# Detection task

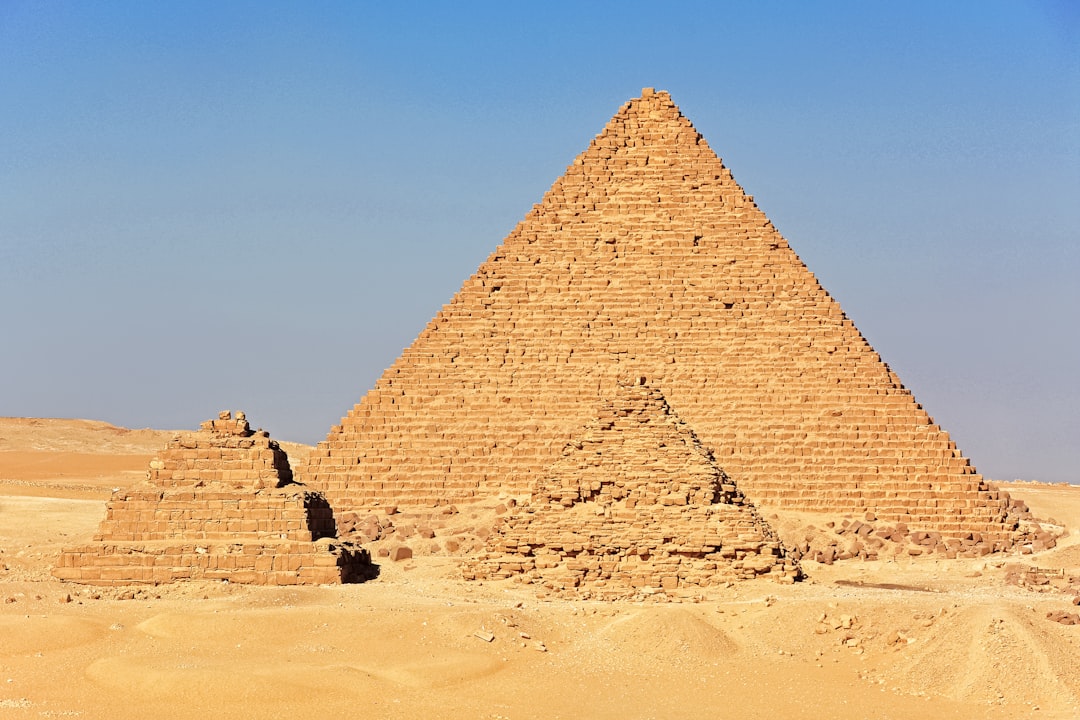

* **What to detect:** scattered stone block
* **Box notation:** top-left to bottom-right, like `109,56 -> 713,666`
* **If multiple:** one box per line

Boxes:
1046,611 -> 1080,626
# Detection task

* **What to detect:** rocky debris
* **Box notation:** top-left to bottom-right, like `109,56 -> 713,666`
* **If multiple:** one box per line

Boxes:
886,629 -> 915,646
1004,564 -> 1080,595
812,611 -> 870,654
812,607 -> 951,658
333,503 -> 496,559
786,511 -> 1062,564
1045,610 -> 1080,625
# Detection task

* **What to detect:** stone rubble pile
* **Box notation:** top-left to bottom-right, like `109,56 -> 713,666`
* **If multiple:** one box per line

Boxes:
1004,564 -> 1080,596
464,380 -> 799,597
788,508 -> 1053,563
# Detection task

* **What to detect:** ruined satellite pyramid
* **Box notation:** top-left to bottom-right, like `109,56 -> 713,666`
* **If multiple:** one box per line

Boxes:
55,412 -> 371,586
302,88 -> 1015,542
466,379 -> 798,596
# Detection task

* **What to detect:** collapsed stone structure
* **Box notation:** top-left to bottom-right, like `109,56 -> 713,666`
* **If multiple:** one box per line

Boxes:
300,88 -> 1020,547
54,412 -> 371,586
466,379 -> 799,596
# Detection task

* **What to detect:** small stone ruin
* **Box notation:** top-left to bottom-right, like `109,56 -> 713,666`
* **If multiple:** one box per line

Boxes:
465,380 -> 800,598
54,411 -> 372,586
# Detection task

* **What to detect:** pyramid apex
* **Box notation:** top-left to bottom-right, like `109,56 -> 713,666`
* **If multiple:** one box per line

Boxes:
636,87 -> 673,103
584,88 -> 698,160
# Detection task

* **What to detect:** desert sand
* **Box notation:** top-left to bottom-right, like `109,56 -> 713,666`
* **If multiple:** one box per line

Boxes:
2,418 -> 1079,719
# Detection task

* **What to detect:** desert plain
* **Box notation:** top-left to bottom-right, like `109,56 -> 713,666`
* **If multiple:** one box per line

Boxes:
1,417 -> 1078,719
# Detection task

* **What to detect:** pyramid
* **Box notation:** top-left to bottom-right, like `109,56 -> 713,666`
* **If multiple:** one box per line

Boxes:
302,88 -> 1016,543
465,379 -> 798,596
55,412 -> 372,586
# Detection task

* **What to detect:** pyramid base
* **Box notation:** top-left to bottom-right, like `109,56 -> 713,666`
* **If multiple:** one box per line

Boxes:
465,502 -> 803,598
465,550 -> 800,600
52,539 -> 374,586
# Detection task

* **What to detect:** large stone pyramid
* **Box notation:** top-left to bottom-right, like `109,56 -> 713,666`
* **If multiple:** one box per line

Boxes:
302,88 -> 1016,542
465,379 -> 798,596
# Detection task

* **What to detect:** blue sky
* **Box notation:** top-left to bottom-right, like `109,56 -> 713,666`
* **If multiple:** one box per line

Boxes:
1,2 -> 1077,483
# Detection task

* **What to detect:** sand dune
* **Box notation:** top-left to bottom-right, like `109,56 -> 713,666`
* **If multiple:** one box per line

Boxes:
1,418 -> 1079,719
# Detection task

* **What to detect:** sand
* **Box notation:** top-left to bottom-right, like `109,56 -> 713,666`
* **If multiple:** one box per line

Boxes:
2,418 -> 1078,719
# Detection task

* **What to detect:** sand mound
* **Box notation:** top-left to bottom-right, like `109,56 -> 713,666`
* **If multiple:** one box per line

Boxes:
867,603 -> 1080,713
0,615 -> 106,654
594,607 -> 738,663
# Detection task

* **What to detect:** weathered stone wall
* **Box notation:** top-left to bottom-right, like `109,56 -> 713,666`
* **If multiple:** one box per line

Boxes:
55,412 -> 370,586
92,485 -> 335,542
148,410 -> 292,490
466,381 -> 799,597
301,89 -> 1017,542
53,540 -> 366,586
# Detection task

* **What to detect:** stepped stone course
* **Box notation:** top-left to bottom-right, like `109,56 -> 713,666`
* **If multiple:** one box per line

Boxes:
54,412 -> 372,586
301,88 -> 1019,544
465,379 -> 799,597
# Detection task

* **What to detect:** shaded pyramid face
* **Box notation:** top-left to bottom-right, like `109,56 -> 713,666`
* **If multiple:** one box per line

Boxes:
465,379 -> 797,595
304,88 -> 1014,540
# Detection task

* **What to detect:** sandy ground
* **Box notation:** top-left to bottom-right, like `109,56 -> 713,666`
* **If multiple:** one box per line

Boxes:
2,419 -> 1079,719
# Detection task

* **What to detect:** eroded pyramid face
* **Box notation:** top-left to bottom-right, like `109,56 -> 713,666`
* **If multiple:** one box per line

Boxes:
466,379 -> 799,596
302,88 -> 1013,542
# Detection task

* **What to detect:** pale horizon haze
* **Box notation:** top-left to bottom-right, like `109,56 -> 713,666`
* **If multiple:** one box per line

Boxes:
1,2 -> 1077,483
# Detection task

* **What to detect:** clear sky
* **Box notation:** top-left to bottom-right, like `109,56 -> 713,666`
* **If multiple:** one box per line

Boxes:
1,2 -> 1077,483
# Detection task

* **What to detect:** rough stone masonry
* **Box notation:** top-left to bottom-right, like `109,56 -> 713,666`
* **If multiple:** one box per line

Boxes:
466,378 -> 800,597
54,412 -> 371,586
300,88 -> 1023,547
